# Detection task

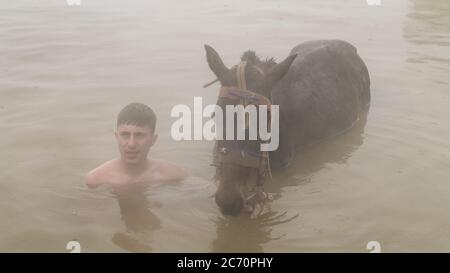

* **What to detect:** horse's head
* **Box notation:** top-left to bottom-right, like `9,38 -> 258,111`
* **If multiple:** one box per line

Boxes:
204,45 -> 296,216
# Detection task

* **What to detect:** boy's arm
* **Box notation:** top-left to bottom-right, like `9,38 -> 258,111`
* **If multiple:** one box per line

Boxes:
85,160 -> 113,189
85,170 -> 102,189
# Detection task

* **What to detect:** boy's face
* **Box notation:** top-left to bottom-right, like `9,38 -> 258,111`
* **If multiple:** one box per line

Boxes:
115,124 -> 157,165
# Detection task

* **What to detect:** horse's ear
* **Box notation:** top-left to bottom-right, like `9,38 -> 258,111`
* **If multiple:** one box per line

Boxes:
205,45 -> 232,85
260,54 -> 297,93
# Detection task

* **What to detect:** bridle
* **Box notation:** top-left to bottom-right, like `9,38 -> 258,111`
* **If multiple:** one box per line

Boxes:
213,61 -> 273,188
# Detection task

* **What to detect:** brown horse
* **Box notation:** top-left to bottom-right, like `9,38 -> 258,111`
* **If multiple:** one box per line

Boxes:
205,40 -> 370,216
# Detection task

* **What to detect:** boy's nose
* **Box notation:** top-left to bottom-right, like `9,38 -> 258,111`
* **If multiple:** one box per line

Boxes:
127,136 -> 137,147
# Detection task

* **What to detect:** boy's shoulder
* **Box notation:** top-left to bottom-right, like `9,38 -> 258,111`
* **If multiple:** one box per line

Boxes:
85,158 -> 189,189
86,159 -> 119,188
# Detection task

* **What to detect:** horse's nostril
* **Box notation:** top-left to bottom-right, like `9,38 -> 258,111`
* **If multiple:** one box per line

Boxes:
215,192 -> 244,216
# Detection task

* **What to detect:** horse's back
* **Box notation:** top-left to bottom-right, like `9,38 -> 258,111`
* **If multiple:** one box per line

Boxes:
270,40 -> 370,167
289,40 -> 370,108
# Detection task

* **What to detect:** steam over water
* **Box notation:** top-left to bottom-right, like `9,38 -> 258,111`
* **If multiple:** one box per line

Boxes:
0,0 -> 449,252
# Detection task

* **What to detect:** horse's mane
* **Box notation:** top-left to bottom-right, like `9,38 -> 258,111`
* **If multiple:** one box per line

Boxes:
240,50 -> 277,73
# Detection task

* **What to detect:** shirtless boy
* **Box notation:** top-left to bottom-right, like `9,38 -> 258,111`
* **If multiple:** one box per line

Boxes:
86,102 -> 189,189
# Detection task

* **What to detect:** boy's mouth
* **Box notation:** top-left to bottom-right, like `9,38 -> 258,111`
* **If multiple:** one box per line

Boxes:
125,151 -> 139,158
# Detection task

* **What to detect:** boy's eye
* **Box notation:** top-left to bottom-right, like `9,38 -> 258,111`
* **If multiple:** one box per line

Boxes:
120,132 -> 130,137
134,133 -> 146,139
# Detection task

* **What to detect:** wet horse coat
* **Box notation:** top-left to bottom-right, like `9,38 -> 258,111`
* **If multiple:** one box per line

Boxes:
269,40 -> 370,167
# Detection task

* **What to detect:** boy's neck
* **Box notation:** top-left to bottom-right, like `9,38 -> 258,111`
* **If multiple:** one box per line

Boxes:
120,157 -> 150,175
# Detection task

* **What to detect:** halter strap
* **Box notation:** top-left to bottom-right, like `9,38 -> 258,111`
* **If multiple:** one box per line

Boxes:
218,87 -> 272,109
236,61 -> 247,90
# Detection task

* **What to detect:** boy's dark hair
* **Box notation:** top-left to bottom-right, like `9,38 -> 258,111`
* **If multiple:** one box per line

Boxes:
117,102 -> 157,133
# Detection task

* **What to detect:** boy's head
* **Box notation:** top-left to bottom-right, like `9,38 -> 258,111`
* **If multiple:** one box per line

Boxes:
117,102 -> 157,133
115,103 -> 158,165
